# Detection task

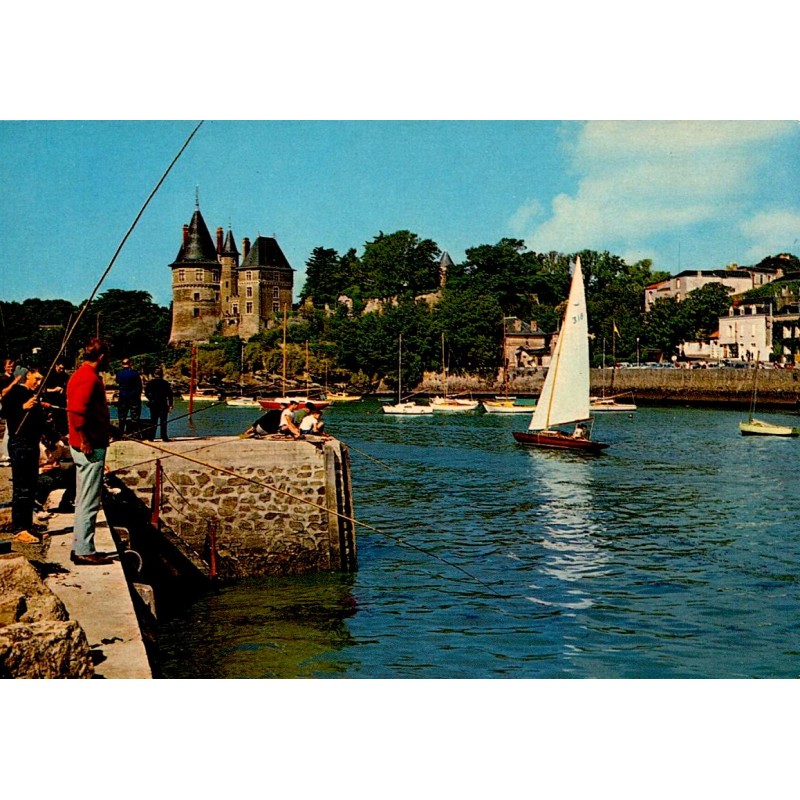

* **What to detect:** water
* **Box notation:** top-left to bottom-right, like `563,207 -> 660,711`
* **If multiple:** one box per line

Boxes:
153,400 -> 800,678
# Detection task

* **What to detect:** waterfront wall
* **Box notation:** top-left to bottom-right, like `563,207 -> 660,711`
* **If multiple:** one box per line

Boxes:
105,436 -> 356,580
416,368 -> 800,408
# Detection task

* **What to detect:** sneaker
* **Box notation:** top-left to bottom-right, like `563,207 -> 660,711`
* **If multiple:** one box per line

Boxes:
35,511 -> 53,522
12,531 -> 41,544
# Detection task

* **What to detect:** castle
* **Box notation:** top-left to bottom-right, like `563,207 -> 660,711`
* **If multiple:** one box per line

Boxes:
168,203 -> 294,346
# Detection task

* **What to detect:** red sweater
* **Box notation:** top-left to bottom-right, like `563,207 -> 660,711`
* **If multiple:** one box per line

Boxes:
66,362 -> 111,449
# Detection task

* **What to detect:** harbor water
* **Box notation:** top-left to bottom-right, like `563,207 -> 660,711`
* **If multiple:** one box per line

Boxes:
152,400 -> 800,678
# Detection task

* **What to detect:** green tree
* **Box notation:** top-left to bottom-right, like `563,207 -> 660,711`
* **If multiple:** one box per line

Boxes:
360,230 -> 441,300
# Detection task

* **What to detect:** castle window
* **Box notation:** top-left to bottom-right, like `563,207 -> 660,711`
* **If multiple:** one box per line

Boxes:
232,304 -> 239,315
215,293 -> 220,302
273,302 -> 280,314
193,292 -> 200,301
195,269 -> 203,282
272,286 -> 279,299
193,307 -> 200,317
178,269 -> 185,282
246,271 -> 252,281
246,302 -> 253,314
246,286 -> 253,298
212,271 -> 219,282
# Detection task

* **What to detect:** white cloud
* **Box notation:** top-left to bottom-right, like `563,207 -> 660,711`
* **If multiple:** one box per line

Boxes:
740,209 -> 800,260
520,121 -> 798,259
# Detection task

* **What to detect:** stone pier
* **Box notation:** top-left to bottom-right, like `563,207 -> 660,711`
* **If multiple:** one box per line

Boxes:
105,436 -> 356,580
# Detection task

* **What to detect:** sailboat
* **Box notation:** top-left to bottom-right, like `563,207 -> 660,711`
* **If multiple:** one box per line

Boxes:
513,257 -> 609,453
589,322 -> 636,412
739,355 -> 799,437
259,313 -> 329,410
382,334 -> 433,415
430,333 -> 479,412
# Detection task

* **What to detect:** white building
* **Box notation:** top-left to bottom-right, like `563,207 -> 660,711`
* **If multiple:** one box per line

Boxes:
644,268 -> 777,312
717,304 -> 772,362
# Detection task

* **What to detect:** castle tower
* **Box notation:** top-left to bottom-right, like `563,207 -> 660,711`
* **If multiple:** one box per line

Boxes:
168,204 -> 222,345
218,227 -> 241,335
237,236 -> 294,340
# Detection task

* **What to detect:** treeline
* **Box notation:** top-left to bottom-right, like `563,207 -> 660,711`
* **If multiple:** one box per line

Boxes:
3,230 -> 795,389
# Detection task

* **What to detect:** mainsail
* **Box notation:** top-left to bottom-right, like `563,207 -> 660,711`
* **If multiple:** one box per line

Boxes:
528,256 -> 590,431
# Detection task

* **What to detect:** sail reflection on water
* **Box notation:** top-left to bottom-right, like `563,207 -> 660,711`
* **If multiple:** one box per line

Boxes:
523,453 -> 609,611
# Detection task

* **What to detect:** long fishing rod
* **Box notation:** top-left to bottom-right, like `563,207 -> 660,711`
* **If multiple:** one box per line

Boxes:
106,435 -> 502,597
28,121 -> 205,419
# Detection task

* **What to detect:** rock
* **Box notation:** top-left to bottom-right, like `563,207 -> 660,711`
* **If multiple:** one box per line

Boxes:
0,621 -> 94,678
0,555 -> 69,623
0,555 -> 94,678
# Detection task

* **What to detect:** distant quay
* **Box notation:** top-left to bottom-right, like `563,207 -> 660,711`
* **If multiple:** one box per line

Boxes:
415,366 -> 800,410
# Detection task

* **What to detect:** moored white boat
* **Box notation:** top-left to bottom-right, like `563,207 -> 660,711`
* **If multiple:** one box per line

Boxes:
430,395 -> 479,412
259,396 -> 330,411
739,418 -> 800,437
382,334 -> 433,415
382,400 -> 434,415
226,396 -> 262,408
327,392 -> 362,403
589,395 -> 637,413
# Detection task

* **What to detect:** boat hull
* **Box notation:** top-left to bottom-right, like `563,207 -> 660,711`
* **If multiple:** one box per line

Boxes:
430,397 -> 480,412
482,401 -> 533,414
739,419 -> 800,437
382,402 -> 433,415
259,398 -> 331,411
513,430 -> 610,453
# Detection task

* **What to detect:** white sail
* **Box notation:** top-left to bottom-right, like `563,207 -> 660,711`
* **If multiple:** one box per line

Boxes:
528,257 -> 591,431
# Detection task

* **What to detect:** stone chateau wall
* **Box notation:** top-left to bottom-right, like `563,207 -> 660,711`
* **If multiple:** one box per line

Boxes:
105,437 -> 356,579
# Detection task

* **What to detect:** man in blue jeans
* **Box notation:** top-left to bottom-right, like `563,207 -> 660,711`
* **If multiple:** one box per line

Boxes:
115,357 -> 142,435
66,338 -> 115,565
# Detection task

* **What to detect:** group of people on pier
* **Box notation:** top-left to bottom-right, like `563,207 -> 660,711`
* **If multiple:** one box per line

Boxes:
0,341 -> 175,562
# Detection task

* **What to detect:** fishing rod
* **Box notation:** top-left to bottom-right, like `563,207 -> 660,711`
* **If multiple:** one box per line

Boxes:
19,121 -> 205,434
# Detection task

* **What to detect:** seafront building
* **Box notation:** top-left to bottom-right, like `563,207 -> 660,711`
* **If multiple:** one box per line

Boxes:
169,203 -> 294,346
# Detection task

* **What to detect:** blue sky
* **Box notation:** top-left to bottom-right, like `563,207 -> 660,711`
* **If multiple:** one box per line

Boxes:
2,120 -> 799,308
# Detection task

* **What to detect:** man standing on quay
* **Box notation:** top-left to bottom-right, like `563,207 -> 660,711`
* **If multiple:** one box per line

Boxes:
66,338 -> 114,565
115,357 -> 142,435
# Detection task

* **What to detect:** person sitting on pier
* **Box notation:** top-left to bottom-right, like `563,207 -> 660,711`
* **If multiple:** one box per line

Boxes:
299,405 -> 327,437
278,400 -> 303,439
242,408 -> 282,438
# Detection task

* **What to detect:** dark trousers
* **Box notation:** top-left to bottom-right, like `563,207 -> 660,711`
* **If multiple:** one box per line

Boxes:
149,405 -> 170,441
8,437 -> 39,533
117,397 -> 141,435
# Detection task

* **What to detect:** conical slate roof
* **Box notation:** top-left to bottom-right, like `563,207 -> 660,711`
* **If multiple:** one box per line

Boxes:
239,236 -> 293,270
171,208 -> 219,265
222,228 -> 239,257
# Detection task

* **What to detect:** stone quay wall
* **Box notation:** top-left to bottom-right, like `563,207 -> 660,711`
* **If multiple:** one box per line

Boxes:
416,368 -> 800,408
105,436 -> 356,580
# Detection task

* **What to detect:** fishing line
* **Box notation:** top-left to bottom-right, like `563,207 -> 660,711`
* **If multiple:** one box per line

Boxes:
107,435 -> 503,598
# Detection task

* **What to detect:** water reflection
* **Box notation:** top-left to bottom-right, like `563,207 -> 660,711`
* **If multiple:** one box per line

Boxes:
521,451 -> 609,611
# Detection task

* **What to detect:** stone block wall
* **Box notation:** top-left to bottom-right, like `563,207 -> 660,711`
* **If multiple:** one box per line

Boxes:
105,437 -> 356,579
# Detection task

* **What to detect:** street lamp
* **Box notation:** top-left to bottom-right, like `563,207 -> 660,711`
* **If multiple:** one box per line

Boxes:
636,337 -> 640,368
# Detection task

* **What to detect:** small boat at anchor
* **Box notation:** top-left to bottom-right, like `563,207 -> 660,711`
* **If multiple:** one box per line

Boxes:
226,396 -> 263,408
739,356 -> 800,437
481,398 -> 533,414
513,257 -> 609,454
590,393 -> 637,413
383,334 -> 433,415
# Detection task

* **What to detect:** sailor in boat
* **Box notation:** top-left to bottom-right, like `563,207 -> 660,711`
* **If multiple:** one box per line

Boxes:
572,423 -> 589,439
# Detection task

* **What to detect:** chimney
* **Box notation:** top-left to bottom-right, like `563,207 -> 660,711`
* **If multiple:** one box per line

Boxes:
216,227 -> 224,254
182,224 -> 190,248
242,237 -> 251,260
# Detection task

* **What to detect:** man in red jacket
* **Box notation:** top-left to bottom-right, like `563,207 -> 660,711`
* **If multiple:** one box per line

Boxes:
66,338 -> 115,565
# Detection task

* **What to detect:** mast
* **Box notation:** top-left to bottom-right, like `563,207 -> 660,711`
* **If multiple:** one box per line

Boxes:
749,352 -> 760,423
282,303 -> 287,395
398,334 -> 403,403
441,332 -> 447,397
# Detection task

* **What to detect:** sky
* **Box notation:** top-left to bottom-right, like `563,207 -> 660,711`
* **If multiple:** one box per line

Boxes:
2,119 -> 799,310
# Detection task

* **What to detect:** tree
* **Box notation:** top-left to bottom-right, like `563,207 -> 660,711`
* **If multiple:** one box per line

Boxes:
360,230 -> 441,300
